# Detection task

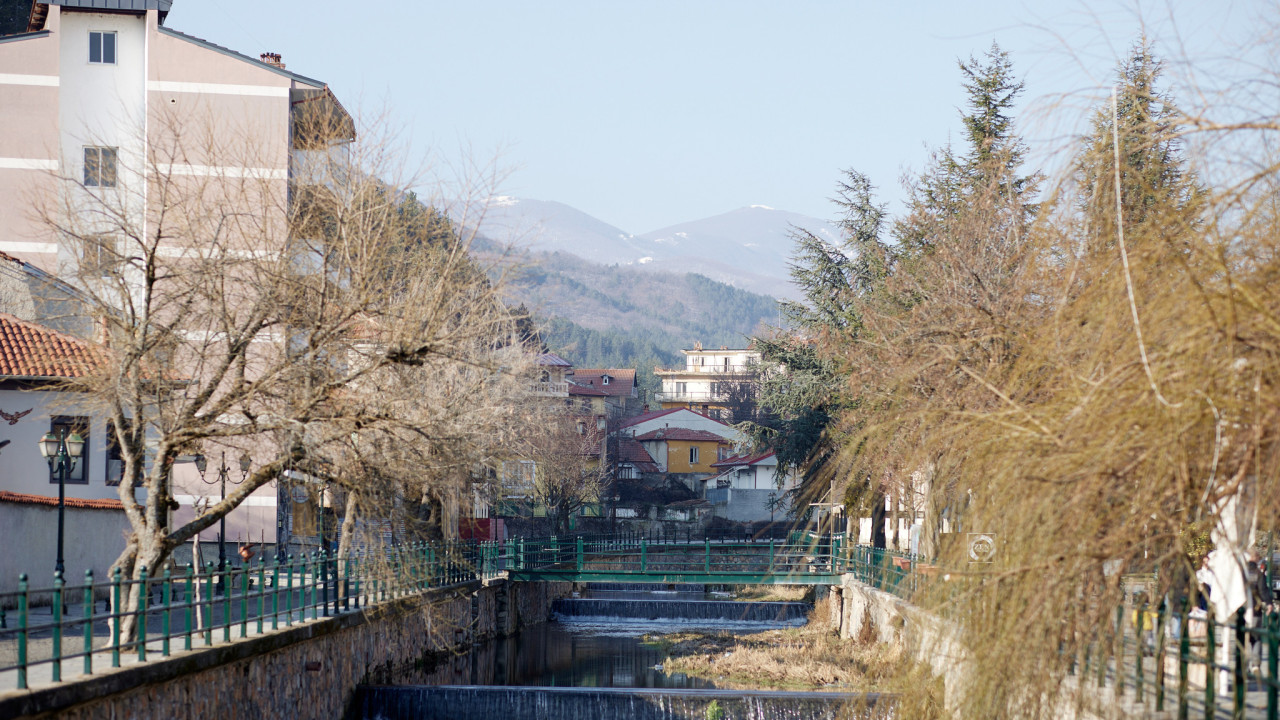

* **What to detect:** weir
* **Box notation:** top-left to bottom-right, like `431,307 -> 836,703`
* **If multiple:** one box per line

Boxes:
551,597 -> 811,623
352,686 -> 890,720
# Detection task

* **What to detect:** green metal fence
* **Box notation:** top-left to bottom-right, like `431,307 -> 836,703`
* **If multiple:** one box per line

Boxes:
0,538 -> 506,691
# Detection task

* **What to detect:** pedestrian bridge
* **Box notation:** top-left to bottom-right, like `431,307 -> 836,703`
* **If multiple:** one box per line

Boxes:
498,533 -> 916,588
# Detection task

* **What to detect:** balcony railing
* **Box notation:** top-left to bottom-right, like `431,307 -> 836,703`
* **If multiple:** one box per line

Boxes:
653,391 -> 725,403
532,381 -> 569,396
653,364 -> 758,375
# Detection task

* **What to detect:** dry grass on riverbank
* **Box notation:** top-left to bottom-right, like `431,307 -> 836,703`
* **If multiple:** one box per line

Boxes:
648,623 -> 900,691
721,585 -> 811,603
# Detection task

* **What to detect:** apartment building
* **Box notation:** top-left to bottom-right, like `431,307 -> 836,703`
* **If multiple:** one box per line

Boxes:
0,0 -> 352,555
653,341 -> 761,420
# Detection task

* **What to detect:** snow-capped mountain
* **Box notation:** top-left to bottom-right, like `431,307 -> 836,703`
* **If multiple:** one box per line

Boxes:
468,197 -> 842,299
468,197 -> 648,265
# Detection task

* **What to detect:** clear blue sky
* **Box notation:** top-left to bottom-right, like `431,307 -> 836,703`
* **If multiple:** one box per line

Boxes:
167,1 -> 1262,233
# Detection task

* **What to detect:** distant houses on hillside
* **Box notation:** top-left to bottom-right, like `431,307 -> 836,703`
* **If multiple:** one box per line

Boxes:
484,342 -> 795,535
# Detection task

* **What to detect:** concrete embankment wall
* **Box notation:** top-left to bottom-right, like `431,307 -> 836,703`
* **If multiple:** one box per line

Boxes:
0,580 -> 570,720
827,576 -> 1139,720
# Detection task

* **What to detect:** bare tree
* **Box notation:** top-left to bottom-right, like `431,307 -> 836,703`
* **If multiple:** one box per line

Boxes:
36,105 -> 530,641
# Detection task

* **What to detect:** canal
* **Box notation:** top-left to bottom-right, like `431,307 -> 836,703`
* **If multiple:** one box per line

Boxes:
353,584 -> 891,719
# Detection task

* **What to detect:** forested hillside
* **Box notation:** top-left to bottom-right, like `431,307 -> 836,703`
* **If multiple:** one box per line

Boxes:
486,247 -> 780,397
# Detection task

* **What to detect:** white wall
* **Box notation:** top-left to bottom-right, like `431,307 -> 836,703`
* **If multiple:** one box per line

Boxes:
625,409 -> 745,445
0,501 -> 130,598
0,386 -> 118,500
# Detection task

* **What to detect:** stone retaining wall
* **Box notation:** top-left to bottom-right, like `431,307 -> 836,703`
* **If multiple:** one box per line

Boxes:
0,580 -> 570,720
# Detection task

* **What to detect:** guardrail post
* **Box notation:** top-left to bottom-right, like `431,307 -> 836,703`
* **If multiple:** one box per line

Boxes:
259,557 -> 268,631
1179,601 -> 1190,720
185,564 -> 195,650
1207,617 -> 1217,717
641,540 -> 647,574
1268,609 -> 1278,720
576,536 -> 584,572
1157,600 -> 1167,711
111,566 -> 122,665
1115,603 -> 1125,695
83,570 -> 95,675
705,538 -> 711,574
1234,607 -> 1245,719
136,566 -> 147,663
17,574 -> 28,689
769,538 -> 775,573
1136,600 -> 1146,704
162,567 -> 172,657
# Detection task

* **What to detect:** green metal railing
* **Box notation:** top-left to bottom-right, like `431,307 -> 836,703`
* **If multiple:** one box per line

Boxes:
1069,597 -> 1280,719
0,538 -> 504,691
0,529 -> 932,693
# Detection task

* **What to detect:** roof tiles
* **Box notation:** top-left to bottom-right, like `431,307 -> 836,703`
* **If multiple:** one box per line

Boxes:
0,313 -> 102,379
634,427 -> 730,443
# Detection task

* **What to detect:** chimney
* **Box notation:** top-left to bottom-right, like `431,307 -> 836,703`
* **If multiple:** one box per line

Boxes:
260,52 -> 285,69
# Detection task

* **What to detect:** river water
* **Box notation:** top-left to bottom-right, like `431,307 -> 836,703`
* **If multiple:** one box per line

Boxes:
354,584 -> 888,719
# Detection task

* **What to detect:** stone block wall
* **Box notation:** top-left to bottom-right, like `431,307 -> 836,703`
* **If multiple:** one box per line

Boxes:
2,580 -> 571,720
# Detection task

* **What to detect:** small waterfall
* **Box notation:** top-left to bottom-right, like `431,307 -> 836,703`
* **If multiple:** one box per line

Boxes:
354,686 -> 893,720
584,582 -> 706,592
552,598 -> 810,623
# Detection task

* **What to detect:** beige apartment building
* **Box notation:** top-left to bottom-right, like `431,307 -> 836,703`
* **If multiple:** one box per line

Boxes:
0,0 -> 352,555
653,342 -> 761,420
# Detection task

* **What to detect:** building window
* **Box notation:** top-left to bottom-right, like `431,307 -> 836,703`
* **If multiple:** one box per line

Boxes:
675,382 -> 687,395
688,446 -> 699,465
105,420 -> 124,486
81,235 -> 119,277
89,31 -> 117,64
618,464 -> 638,480
717,446 -> 728,461
84,147 -> 118,187
49,416 -> 89,485
602,375 -> 610,385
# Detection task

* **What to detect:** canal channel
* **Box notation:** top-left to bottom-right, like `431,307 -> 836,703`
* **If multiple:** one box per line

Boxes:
353,583 -> 891,719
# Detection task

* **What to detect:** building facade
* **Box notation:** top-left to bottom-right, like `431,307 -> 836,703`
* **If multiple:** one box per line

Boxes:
0,0 -> 352,556
653,342 -> 761,420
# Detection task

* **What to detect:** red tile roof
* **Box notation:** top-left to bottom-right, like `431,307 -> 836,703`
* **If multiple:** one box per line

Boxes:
616,438 -> 660,473
571,369 -> 636,397
634,427 -> 730,443
711,450 -> 777,468
0,313 -> 103,379
618,407 -> 733,430
568,381 -> 607,397
0,491 -> 124,510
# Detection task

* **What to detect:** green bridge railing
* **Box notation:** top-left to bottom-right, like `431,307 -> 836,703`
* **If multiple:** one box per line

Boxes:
2,530 -> 871,692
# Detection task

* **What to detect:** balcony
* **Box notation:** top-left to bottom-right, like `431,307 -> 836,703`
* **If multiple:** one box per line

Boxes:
533,381 -> 569,397
653,364 -> 758,376
653,390 -> 725,404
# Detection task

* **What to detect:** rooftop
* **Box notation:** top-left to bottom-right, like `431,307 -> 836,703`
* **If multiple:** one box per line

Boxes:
535,352 -> 573,368
618,406 -> 733,430
634,427 -> 730,443
0,313 -> 102,379
711,450 -> 777,468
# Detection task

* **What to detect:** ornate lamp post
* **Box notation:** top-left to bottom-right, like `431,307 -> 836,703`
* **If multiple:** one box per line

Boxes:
38,428 -> 85,576
194,451 -> 251,576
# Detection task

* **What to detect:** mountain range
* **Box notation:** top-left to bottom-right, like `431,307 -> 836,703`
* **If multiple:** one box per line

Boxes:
469,197 -> 842,299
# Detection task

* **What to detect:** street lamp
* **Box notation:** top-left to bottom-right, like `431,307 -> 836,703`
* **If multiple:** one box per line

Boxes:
194,451 -> 252,577
38,428 -> 85,576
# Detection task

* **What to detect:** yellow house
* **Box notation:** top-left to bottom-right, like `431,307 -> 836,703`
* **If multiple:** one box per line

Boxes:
634,427 -> 732,476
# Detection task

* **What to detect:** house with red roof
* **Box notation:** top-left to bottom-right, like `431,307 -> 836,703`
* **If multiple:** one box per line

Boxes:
568,368 -> 640,416
0,313 -> 130,593
704,450 -> 799,523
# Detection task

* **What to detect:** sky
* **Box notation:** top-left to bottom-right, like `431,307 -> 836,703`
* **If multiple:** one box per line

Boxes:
166,1 -> 1266,234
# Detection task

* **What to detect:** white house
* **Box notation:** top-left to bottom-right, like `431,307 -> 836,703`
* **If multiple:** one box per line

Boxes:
0,312 -> 130,594
704,450 -> 799,523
